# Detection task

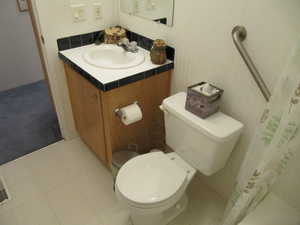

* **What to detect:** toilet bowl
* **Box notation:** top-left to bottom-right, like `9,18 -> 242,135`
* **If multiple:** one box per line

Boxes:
115,152 -> 196,225
115,92 -> 244,225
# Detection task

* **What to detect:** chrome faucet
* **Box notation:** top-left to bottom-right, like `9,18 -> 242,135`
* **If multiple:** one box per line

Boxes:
117,38 -> 139,53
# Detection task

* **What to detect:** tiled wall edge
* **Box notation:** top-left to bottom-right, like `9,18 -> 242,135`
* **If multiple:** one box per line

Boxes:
58,52 -> 105,90
59,52 -> 174,92
57,31 -> 102,51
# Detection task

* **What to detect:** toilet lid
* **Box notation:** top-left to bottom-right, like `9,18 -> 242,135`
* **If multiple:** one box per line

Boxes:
116,152 -> 187,205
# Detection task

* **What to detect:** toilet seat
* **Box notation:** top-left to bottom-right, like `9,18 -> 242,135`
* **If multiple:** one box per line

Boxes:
116,183 -> 186,212
115,152 -> 187,209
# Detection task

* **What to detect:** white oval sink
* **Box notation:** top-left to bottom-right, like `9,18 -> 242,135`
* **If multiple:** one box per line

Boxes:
83,44 -> 145,69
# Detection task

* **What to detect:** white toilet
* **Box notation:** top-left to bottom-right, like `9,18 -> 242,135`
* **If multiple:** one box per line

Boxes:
115,92 -> 244,225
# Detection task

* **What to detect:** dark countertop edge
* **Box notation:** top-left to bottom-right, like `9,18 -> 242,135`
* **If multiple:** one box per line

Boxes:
58,52 -> 174,92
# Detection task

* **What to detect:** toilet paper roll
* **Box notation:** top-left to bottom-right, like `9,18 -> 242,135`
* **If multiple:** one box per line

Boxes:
120,103 -> 143,126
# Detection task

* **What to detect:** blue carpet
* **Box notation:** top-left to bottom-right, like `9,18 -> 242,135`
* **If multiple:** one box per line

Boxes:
0,80 -> 62,165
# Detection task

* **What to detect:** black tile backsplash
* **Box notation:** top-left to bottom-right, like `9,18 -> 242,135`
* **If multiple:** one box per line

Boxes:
70,35 -> 82,48
126,30 -> 175,60
57,28 -> 175,60
58,28 -> 175,92
166,46 -> 175,61
57,38 -> 70,51
81,33 -> 94,46
93,31 -> 105,44
93,31 -> 101,39
126,30 -> 153,51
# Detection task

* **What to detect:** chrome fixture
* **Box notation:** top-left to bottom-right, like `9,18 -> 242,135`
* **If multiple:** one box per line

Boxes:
117,38 -> 139,53
232,26 -> 271,102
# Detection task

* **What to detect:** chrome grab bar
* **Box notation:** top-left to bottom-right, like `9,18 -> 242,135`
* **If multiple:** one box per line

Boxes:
232,26 -> 271,102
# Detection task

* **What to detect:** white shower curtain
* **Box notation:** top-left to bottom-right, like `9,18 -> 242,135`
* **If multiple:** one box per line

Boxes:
222,45 -> 300,225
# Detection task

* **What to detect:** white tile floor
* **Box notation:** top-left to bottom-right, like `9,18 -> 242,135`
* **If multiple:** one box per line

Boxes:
0,138 -> 225,225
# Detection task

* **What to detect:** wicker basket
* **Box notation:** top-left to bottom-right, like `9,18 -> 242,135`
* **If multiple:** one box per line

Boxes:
104,26 -> 127,44
185,82 -> 224,119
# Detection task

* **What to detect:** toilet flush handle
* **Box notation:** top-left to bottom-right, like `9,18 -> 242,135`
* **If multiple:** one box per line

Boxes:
159,105 -> 169,115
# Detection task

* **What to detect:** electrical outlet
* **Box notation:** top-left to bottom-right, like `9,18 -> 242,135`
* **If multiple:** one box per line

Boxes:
93,3 -> 103,20
71,4 -> 86,23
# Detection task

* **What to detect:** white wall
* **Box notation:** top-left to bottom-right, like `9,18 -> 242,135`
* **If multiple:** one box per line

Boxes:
121,0 -> 174,26
32,0 -> 118,139
0,0 -> 44,92
119,0 -> 300,199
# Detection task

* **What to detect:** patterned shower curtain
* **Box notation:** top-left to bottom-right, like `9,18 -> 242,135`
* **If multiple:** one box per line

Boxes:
222,45 -> 300,225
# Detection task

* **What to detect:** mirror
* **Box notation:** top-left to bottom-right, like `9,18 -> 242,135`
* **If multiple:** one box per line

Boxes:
120,0 -> 174,27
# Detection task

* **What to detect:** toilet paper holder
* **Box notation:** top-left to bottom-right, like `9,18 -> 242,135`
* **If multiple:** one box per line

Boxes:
115,101 -> 139,119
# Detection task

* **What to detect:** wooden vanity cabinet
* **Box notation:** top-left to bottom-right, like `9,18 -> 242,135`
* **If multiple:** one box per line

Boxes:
64,63 -> 172,167
64,64 -> 107,163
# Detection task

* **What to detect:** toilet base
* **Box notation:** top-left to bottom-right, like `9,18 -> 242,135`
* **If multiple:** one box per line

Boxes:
130,194 -> 188,225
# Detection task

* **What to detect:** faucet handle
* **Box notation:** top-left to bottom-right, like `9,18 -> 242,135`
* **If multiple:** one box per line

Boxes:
130,41 -> 137,46
129,41 -> 138,52
119,38 -> 130,45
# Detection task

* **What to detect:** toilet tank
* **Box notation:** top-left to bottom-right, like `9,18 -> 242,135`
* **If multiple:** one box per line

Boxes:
162,92 -> 243,176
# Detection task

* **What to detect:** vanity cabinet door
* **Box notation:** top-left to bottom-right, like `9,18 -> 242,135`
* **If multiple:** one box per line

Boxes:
64,64 -> 107,165
64,64 -> 85,138
81,78 -> 107,163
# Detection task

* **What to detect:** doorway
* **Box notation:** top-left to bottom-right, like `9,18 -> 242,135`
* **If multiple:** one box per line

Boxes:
0,0 -> 62,165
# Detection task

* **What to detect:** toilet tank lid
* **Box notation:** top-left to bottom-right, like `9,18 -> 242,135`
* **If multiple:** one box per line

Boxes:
162,92 -> 244,142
